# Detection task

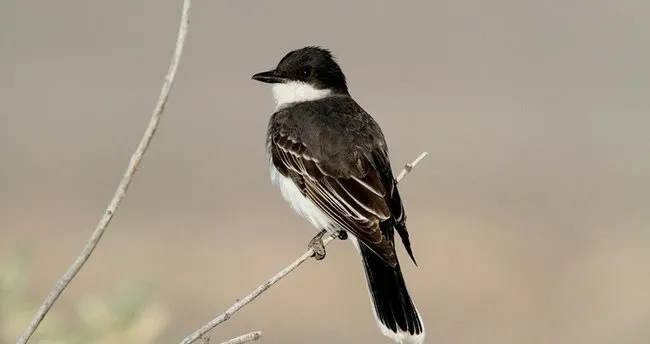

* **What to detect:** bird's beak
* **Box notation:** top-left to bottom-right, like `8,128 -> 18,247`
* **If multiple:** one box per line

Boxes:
252,69 -> 286,84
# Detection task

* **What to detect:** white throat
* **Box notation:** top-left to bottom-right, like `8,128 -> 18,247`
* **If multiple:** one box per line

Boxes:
272,81 -> 332,109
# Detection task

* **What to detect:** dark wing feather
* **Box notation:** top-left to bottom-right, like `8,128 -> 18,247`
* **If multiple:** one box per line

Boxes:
271,130 -> 400,267
373,149 -> 418,265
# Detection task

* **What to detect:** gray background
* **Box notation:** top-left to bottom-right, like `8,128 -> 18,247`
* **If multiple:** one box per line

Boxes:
1,0 -> 649,343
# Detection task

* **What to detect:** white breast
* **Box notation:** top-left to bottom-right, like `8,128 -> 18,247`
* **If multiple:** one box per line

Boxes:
272,81 -> 332,109
268,163 -> 336,233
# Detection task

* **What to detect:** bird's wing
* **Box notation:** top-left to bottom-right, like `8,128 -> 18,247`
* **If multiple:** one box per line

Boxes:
270,129 -> 400,267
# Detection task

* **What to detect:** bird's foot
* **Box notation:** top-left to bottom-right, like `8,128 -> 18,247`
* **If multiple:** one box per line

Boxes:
337,230 -> 348,240
308,229 -> 328,260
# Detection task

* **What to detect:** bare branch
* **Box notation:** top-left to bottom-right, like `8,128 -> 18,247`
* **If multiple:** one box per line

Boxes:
395,151 -> 428,182
179,151 -> 427,344
15,1 -> 192,343
218,332 -> 262,344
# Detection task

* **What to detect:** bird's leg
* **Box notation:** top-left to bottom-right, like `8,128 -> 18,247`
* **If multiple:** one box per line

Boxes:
308,229 -> 348,260
308,229 -> 328,260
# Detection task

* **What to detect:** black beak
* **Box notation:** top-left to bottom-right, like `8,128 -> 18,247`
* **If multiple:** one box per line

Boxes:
252,69 -> 286,84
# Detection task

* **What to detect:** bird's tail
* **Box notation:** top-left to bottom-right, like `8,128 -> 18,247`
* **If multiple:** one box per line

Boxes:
357,241 -> 425,344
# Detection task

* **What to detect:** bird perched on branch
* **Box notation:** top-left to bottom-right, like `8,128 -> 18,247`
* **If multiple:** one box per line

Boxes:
252,46 -> 425,344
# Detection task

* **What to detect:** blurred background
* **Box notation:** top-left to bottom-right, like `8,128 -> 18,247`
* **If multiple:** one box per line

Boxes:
1,0 -> 649,343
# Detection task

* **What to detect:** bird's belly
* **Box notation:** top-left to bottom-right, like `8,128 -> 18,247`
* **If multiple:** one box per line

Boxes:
269,164 -> 337,233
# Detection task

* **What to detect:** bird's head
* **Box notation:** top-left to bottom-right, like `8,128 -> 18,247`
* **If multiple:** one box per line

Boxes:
252,46 -> 348,107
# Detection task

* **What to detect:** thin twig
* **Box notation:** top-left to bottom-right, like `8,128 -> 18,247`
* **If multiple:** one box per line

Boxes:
395,151 -> 428,182
15,1 -> 192,343
218,331 -> 262,344
179,151 -> 427,344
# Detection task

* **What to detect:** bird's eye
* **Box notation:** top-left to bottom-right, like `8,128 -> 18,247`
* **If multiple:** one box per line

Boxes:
300,68 -> 311,77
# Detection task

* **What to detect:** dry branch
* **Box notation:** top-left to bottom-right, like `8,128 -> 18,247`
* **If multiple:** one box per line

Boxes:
219,331 -> 262,344
179,151 -> 428,344
15,1 -> 192,343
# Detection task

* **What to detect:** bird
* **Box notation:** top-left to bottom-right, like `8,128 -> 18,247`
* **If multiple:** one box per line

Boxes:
252,46 -> 425,344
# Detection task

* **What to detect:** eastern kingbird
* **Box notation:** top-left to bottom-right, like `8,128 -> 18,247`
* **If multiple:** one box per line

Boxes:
252,46 -> 425,344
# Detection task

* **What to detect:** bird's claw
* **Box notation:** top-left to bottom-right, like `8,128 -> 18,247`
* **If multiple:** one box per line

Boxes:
308,229 -> 328,260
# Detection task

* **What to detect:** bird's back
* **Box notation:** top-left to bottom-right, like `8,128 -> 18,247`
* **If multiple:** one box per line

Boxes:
268,94 -> 387,176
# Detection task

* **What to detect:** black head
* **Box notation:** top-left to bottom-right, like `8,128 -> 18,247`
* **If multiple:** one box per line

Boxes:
252,46 -> 348,94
